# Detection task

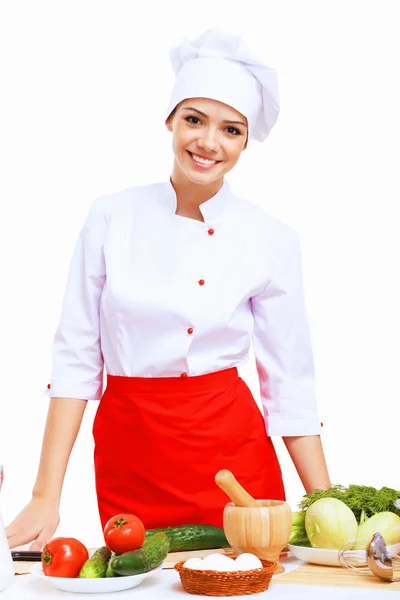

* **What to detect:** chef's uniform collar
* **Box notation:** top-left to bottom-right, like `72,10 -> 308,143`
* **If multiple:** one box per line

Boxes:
165,178 -> 229,221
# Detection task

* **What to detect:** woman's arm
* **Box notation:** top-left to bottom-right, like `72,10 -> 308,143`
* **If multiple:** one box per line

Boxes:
283,435 -> 331,493
32,397 -> 88,500
7,198 -> 108,550
6,397 -> 87,550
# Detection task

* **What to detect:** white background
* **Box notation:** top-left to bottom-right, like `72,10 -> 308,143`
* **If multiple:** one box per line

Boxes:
0,0 -> 399,548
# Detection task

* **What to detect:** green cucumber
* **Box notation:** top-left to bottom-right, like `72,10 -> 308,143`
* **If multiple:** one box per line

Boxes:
144,524 -> 229,551
78,546 -> 112,578
111,532 -> 169,576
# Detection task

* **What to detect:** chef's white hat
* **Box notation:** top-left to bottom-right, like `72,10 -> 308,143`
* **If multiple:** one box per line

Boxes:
166,29 -> 280,142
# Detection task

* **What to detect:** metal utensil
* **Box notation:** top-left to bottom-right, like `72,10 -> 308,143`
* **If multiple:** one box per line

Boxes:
339,533 -> 400,582
367,533 -> 400,582
338,539 -> 370,572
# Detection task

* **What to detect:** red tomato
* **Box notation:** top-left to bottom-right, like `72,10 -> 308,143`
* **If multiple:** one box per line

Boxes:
42,537 -> 89,578
104,513 -> 145,553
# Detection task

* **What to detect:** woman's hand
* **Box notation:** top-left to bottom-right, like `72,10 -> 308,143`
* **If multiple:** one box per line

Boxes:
6,496 -> 60,550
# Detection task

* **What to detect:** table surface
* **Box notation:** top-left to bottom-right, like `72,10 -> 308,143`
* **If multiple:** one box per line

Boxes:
4,550 -> 400,599
4,568 -> 400,599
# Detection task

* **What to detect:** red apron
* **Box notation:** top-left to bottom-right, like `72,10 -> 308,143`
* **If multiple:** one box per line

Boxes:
93,368 -> 285,530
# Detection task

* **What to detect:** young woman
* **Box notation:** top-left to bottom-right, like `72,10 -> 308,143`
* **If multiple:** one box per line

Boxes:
7,29 -> 330,551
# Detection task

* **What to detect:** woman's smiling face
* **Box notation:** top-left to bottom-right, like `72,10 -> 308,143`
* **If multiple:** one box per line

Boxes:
166,97 -> 248,186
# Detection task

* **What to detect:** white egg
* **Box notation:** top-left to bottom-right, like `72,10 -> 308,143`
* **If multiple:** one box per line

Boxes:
234,553 -> 263,571
203,553 -> 232,565
201,554 -> 237,571
183,557 -> 204,570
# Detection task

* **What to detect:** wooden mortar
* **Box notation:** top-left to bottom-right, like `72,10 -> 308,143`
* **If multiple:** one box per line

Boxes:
215,470 -> 292,574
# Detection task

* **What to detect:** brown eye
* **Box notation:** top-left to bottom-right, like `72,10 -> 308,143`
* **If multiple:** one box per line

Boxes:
185,116 -> 201,125
226,126 -> 241,136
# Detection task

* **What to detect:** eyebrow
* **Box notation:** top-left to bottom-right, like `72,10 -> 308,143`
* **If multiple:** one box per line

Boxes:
182,107 -> 248,128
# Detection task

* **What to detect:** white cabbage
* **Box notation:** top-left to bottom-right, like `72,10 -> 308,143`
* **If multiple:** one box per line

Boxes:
305,498 -> 358,549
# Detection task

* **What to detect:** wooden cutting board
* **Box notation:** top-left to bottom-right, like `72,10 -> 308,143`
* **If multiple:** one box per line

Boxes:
14,561 -> 39,576
274,562 -> 400,591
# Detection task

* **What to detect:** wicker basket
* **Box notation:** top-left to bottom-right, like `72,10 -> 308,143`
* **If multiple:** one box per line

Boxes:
174,558 -> 277,596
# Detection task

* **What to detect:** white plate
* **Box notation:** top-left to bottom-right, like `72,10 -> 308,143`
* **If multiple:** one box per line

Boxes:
288,542 -> 400,567
29,562 -> 163,594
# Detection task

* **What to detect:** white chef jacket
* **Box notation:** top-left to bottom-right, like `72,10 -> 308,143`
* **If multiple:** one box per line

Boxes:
46,179 -> 321,437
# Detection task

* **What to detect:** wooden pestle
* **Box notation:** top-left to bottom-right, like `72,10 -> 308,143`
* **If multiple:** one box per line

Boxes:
215,470 -> 259,507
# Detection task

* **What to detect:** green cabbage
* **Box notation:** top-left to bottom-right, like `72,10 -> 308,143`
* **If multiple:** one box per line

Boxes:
356,512 -> 400,546
305,498 -> 358,549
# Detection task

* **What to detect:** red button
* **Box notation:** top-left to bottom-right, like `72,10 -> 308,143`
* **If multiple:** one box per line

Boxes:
208,228 -> 214,235
187,327 -> 194,334
198,279 -> 205,286
320,422 -> 324,427
180,373 -> 188,379
47,383 -> 51,389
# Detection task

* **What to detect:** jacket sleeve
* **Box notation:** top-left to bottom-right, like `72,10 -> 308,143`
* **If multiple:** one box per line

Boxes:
250,229 -> 322,436
45,198 -> 107,400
